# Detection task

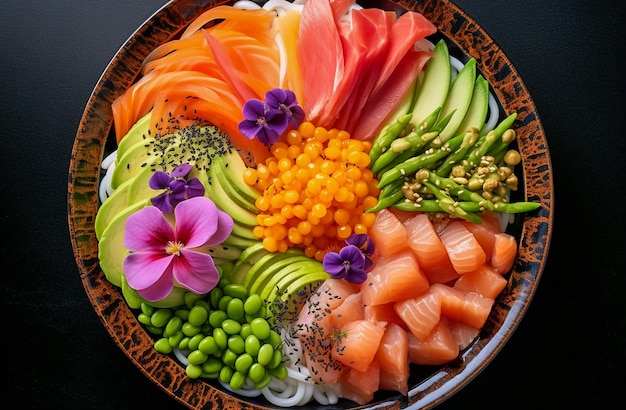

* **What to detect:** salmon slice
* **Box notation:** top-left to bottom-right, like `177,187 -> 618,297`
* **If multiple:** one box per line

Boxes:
294,279 -> 356,384
364,302 -> 406,328
462,210 -> 501,260
331,319 -> 386,372
402,213 -> 460,284
368,208 -> 409,257
407,316 -> 459,365
360,251 -> 429,306
439,221 -> 487,274
454,264 -> 508,299
339,359 -> 381,405
430,283 -> 494,328
330,292 -> 365,328
394,289 -> 442,341
376,323 -> 409,395
491,232 -> 518,273
448,320 -> 481,351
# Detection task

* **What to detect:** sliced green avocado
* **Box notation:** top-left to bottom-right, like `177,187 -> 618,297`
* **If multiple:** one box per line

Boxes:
95,178 -> 131,240
111,139 -> 157,189
214,153 -> 261,205
125,164 -> 162,206
210,158 -> 258,213
457,74 -> 490,135
98,199 -> 150,288
116,112 -> 153,157
438,58 -> 476,141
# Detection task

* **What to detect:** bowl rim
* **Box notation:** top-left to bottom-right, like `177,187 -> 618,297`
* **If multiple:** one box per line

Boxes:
67,0 -> 554,409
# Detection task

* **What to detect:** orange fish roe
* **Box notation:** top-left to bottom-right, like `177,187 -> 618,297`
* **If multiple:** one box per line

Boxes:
244,122 -> 380,260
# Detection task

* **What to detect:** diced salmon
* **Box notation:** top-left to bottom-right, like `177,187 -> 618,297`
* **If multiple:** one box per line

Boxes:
294,279 -> 356,384
330,292 -> 365,328
439,221 -> 487,274
403,213 -> 460,284
331,319 -> 386,372
364,302 -> 406,328
407,316 -> 459,365
394,289 -> 441,341
462,211 -> 501,260
376,323 -> 409,395
339,359 -> 381,405
429,283 -> 494,329
454,264 -> 508,299
360,251 -> 429,306
491,232 -> 518,274
448,320 -> 481,351
368,208 -> 409,257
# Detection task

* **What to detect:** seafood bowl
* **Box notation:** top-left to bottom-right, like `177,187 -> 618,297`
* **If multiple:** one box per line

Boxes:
67,0 -> 553,408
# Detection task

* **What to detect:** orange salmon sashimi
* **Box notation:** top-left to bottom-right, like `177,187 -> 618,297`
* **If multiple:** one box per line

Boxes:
394,288 -> 442,341
448,320 -> 481,351
294,279 -> 356,384
338,359 -> 381,406
368,208 -> 409,257
430,283 -> 494,329
376,323 -> 410,395
491,232 -> 518,273
360,251 -> 429,306
407,316 -> 459,366
439,220 -> 487,275
331,319 -> 386,372
454,264 -> 508,299
462,210 -> 501,260
330,292 -> 365,328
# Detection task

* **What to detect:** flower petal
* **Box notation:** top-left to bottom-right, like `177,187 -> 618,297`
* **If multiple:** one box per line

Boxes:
123,250 -> 174,291
171,163 -> 192,178
185,177 -> 205,199
136,263 -> 177,302
348,266 -> 368,284
202,209 -> 234,247
340,245 -> 366,267
265,88 -> 288,109
124,206 -> 174,251
173,196 -> 219,248
242,99 -> 266,119
323,252 -> 348,278
150,192 -> 172,214
173,249 -> 220,294
149,170 -> 171,190
238,118 -> 264,140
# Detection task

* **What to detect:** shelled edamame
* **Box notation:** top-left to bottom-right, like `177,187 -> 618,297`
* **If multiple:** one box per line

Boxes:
139,280 -> 288,391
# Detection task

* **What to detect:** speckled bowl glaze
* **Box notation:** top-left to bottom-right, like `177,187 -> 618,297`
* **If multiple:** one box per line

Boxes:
68,0 -> 554,408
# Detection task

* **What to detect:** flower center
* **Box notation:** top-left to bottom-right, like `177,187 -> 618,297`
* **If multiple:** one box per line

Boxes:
165,240 -> 184,256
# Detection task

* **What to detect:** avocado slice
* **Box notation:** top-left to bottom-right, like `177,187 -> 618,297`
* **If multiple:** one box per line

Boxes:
210,157 -> 258,213
111,139 -> 157,189
116,112 -> 153,157
437,58 -> 477,141
214,153 -> 261,204
457,74 -> 490,135
98,199 -> 150,287
95,178 -> 131,240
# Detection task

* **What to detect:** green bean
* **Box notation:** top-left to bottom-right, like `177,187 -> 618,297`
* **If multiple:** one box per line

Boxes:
493,201 -> 541,213
369,113 -> 413,162
392,199 -> 483,214
464,113 -> 517,170
365,180 -> 404,213
377,133 -> 464,189
423,181 -> 483,223
435,127 -> 480,177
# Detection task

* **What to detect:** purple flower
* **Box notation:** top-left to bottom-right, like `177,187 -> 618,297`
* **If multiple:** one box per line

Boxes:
264,88 -> 305,128
123,196 -> 233,302
238,88 -> 304,144
149,163 -> 205,213
322,234 -> 376,285
345,233 -> 375,270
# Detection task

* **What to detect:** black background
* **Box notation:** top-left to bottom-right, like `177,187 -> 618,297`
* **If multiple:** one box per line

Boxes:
2,1 -> 625,409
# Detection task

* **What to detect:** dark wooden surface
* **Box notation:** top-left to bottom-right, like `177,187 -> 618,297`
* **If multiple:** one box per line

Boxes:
2,1 -> 624,408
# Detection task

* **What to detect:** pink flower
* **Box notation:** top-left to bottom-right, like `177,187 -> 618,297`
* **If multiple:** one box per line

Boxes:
123,196 -> 233,302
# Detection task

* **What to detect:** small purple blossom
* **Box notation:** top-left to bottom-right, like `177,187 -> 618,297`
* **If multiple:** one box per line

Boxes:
149,163 -> 205,213
238,88 -> 304,145
323,234 -> 375,285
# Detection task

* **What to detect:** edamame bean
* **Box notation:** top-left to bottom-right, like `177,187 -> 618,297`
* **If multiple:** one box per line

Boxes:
209,310 -> 228,328
267,330 -> 282,348
254,371 -> 272,389
268,349 -> 283,369
227,335 -> 245,354
269,362 -> 288,379
165,316 -> 183,336
221,319 -> 241,335
145,325 -> 163,335
174,308 -> 189,321
168,331 -> 184,348
250,317 -> 271,340
193,299 -> 211,312
243,294 -> 262,315
138,313 -> 152,326
186,363 -> 203,379
151,309 -> 173,328
188,334 -> 204,351
154,338 -> 173,354
229,371 -> 246,391
244,334 -> 261,356
209,287 -> 223,309
240,323 -> 252,339
184,292 -> 203,309
223,283 -> 247,299
234,353 -> 253,374
187,350 -> 209,365
218,295 -> 232,312
182,322 -> 201,337
226,298 -> 244,321
219,365 -> 234,384
221,349 -> 238,367
213,328 -> 227,349
257,343 -> 274,366
248,363 -> 265,383
178,337 -> 190,351
202,357 -> 223,374
198,336 -> 218,355
140,302 -> 154,317
188,305 -> 208,327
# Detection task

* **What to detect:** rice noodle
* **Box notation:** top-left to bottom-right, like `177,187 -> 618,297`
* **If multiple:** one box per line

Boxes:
99,150 -> 117,203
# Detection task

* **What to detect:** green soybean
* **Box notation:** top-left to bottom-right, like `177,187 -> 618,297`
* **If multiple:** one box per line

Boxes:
209,287 -> 223,309
222,319 -> 241,335
219,365 -> 234,384
209,310 -> 228,328
187,333 -> 204,351
174,308 -> 189,321
221,349 -> 238,367
240,323 -> 252,339
267,330 -> 282,348
268,349 -> 283,369
193,299 -> 211,312
235,353 -> 254,373
257,343 -> 273,366
269,362 -> 288,379
244,334 -> 261,356
213,328 -> 227,349
182,322 -> 201,337
226,298 -> 245,321
187,350 -> 208,365
138,313 -> 152,326
140,302 -> 155,317
223,283 -> 248,299
250,318 -> 271,340
178,337 -> 190,351
154,338 -> 173,354
202,357 -> 223,374
186,363 -> 203,379
168,331 -> 184,348
227,334 -> 245,354
165,316 -> 183,336
254,371 -> 272,389
188,305 -> 208,327
248,363 -> 266,383
184,292 -> 203,309
218,295 -> 232,312
229,371 -> 246,391
243,294 -> 262,315
198,336 -> 218,355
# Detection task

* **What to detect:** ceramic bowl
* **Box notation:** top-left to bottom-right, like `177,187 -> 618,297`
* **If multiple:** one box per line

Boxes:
68,0 -> 554,408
